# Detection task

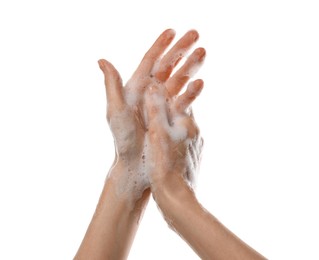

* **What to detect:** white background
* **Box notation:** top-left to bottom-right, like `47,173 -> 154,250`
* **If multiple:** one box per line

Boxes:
0,0 -> 318,259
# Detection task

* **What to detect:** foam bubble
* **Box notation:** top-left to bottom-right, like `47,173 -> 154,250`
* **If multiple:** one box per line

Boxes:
169,122 -> 187,142
108,71 -> 202,206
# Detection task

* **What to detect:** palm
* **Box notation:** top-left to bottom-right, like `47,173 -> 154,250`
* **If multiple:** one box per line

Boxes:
98,29 -> 206,194
107,90 -> 146,159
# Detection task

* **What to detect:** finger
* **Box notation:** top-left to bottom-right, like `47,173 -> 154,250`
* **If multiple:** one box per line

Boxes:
166,47 -> 206,97
172,114 -> 199,141
187,144 -> 197,180
132,29 -> 176,79
154,30 -> 199,82
145,85 -> 169,135
198,136 -> 204,159
98,59 -> 125,108
174,79 -> 204,113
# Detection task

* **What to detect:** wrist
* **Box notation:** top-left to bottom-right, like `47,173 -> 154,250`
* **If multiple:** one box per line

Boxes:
151,172 -> 196,213
107,159 -> 150,209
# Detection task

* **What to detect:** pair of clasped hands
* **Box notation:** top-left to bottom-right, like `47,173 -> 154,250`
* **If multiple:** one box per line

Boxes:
100,28 -> 204,200
75,29 -> 266,260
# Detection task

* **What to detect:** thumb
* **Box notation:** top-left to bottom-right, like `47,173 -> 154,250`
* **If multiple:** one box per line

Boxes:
98,59 -> 125,108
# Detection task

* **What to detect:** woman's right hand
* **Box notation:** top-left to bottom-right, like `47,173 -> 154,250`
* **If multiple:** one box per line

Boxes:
144,80 -> 267,260
145,79 -> 204,196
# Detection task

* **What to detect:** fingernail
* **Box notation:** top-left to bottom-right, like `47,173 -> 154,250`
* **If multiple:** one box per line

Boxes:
98,59 -> 106,69
194,80 -> 204,96
196,48 -> 206,60
188,30 -> 199,41
163,29 -> 175,44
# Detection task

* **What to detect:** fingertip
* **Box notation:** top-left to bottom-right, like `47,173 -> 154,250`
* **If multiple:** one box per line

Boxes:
195,47 -> 206,60
164,28 -> 175,33
98,59 -> 108,73
98,59 -> 104,70
195,79 -> 204,90
187,29 -> 199,41
98,60 -> 122,83
164,28 -> 176,37
188,79 -> 204,97
155,29 -> 176,47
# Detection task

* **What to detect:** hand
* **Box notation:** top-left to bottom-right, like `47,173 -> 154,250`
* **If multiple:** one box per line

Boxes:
98,29 -> 205,203
145,80 -> 204,193
77,29 -> 266,260
76,29 -> 207,260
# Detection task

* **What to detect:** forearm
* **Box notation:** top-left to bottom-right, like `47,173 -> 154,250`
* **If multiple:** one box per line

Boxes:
153,176 -> 266,260
75,164 -> 150,260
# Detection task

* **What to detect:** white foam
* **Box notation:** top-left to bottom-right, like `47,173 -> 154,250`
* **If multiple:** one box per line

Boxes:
169,116 -> 188,141
108,74 -> 202,204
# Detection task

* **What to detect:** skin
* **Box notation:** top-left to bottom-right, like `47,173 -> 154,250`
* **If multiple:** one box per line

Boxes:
145,87 -> 267,260
75,29 -> 266,260
75,29 -> 204,260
